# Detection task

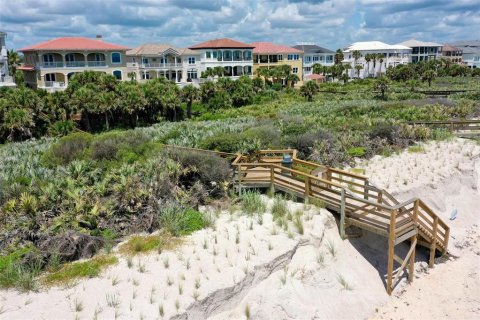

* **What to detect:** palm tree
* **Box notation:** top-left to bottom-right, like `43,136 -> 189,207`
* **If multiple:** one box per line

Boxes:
364,54 -> 372,76
7,50 -> 21,75
286,74 -> 300,87
371,54 -> 378,76
300,81 -> 320,101
97,91 -> 116,130
127,72 -> 137,82
354,65 -> 363,78
376,53 -> 385,75
422,70 -> 436,87
334,49 -> 344,65
213,66 -> 225,77
352,50 -> 361,77
340,73 -> 349,84
181,85 -> 199,118
374,76 -> 390,99
312,63 -> 324,75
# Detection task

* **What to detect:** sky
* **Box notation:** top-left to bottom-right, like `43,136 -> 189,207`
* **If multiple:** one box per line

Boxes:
1,0 -> 479,51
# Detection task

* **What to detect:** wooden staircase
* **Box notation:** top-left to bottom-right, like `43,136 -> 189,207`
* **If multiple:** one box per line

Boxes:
232,150 -> 450,294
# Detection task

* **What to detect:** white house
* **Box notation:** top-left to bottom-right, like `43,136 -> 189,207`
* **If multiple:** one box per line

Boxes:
0,31 -> 15,87
291,44 -> 334,77
396,39 -> 442,63
343,41 -> 411,78
126,44 -> 201,84
189,38 -> 254,79
449,40 -> 480,69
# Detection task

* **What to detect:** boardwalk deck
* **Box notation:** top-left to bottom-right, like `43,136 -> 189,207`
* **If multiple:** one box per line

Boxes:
233,150 -> 450,294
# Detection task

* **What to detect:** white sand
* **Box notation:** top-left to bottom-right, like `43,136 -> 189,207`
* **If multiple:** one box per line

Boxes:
358,138 -> 480,320
1,138 -> 479,320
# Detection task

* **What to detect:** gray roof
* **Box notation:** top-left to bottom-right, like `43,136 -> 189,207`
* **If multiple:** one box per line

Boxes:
292,44 -> 334,54
449,40 -> 480,54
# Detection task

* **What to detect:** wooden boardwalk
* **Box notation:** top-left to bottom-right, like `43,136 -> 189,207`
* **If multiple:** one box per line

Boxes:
233,150 -> 450,294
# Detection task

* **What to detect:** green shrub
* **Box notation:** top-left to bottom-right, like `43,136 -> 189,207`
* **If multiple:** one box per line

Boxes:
346,147 -> 366,157
0,262 -> 41,291
89,131 -> 151,162
271,195 -> 289,220
48,120 -> 76,137
43,132 -> 93,165
158,204 -> 205,236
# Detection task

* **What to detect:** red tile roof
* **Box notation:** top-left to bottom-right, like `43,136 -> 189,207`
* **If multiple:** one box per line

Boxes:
305,74 -> 325,80
19,37 -> 129,52
17,65 -> 35,71
189,38 -> 254,49
252,42 -> 303,54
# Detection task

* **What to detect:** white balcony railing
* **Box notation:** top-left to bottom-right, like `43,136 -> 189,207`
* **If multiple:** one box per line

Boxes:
44,81 -> 65,88
40,62 -> 64,68
66,61 -> 86,67
39,61 -> 107,68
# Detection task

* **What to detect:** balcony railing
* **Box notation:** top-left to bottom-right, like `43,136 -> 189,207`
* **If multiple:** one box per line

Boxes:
39,61 -> 107,68
40,62 -> 64,68
141,63 -> 182,68
66,61 -> 86,67
87,61 -> 107,67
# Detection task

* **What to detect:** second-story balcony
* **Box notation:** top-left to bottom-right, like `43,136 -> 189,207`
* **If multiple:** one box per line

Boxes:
39,61 -> 107,68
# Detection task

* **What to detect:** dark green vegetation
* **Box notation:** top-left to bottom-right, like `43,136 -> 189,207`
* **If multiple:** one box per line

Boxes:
0,66 -> 479,290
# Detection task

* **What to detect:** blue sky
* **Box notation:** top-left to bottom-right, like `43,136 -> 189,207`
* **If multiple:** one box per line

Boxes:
1,0 -> 479,51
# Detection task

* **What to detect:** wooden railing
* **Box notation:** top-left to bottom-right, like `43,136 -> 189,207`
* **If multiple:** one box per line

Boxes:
409,119 -> 480,135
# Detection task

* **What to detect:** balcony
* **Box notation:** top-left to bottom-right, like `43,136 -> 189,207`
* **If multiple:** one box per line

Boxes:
141,63 -> 182,68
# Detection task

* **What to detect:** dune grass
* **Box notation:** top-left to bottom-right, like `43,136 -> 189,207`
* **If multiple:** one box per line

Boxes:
43,255 -> 118,286
119,234 -> 181,255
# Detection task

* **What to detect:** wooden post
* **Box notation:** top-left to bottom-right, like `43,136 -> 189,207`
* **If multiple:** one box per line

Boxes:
340,188 -> 346,239
387,209 -> 397,295
237,165 -> 243,196
443,227 -> 450,254
408,200 -> 419,282
304,177 -> 310,204
269,166 -> 275,195
364,180 -> 369,200
429,216 -> 439,268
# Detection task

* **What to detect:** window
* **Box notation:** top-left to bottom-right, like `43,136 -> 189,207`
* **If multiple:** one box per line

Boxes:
188,57 -> 196,64
278,54 -> 283,61
142,57 -> 149,64
305,67 -> 311,72
292,67 -> 298,74
213,51 -> 218,59
304,56 -> 311,62
111,52 -> 121,64
113,70 -> 122,80
187,69 -> 198,79
45,73 -> 56,81
43,54 -> 54,63
142,72 -> 150,80
287,54 -> 299,60
206,51 -> 211,58
243,50 -> 252,61
313,56 -> 319,62
65,53 -> 75,62
223,50 -> 232,61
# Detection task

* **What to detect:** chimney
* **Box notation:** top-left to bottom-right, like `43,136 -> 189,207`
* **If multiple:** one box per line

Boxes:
96,34 -> 103,39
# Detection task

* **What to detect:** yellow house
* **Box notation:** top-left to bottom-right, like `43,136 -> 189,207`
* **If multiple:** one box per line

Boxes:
251,42 -> 303,86
18,37 -> 129,91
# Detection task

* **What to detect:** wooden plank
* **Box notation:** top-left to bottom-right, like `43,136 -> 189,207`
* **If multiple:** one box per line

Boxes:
429,217 -> 439,267
393,237 -> 417,285
345,218 -> 389,237
387,209 -> 397,295
340,188 -> 346,239
395,228 -> 417,246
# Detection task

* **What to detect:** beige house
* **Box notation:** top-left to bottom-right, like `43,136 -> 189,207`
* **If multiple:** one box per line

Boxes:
251,42 -> 303,86
126,44 -> 201,84
18,36 -> 129,91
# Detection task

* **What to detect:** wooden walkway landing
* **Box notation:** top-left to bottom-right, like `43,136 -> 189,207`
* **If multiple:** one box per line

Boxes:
232,150 -> 450,294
